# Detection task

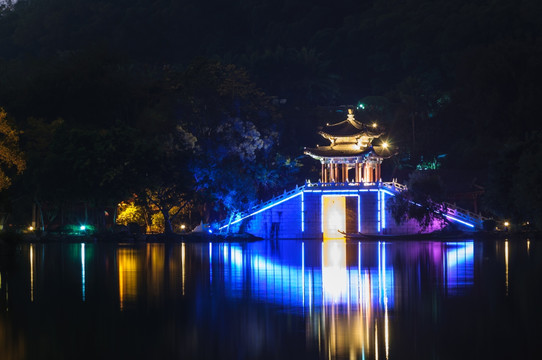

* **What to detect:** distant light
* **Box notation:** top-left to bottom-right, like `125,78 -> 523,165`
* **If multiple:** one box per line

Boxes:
504,221 -> 510,227
372,123 -> 377,128
181,224 -> 186,230
208,229 -> 213,234
382,142 -> 388,149
80,225 -> 86,231
28,226 -> 34,231
358,103 -> 365,110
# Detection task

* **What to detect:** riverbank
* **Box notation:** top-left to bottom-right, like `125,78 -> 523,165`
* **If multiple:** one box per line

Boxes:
0,229 -> 539,245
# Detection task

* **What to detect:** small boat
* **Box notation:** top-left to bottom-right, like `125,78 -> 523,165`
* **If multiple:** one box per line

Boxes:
338,230 -> 467,240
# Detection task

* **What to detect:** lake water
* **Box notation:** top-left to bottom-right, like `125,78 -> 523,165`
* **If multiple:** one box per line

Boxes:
0,238 -> 540,360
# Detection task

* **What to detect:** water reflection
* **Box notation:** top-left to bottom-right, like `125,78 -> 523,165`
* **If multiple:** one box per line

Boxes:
505,240 -> 509,296
1,238 -> 538,359
118,247 -> 140,310
215,240 -> 474,359
30,244 -> 34,302
81,243 -> 86,301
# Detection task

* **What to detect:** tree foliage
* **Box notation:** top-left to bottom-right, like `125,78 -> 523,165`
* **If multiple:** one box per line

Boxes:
388,170 -> 448,231
1,0 -> 542,230
0,108 -> 25,191
485,133 -> 542,229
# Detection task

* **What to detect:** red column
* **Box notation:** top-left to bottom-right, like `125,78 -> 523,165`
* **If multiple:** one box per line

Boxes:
355,163 -> 359,182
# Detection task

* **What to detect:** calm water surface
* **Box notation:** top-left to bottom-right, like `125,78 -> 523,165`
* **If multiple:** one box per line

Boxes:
0,238 -> 541,360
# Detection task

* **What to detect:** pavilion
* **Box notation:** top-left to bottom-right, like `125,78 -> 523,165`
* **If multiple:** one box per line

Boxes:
219,109 -> 485,239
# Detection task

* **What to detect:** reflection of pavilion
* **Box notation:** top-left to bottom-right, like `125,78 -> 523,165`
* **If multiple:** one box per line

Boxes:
215,240 -> 474,308
213,240 -> 474,359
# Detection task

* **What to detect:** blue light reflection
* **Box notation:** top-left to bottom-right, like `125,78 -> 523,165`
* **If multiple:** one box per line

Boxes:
212,240 -> 474,310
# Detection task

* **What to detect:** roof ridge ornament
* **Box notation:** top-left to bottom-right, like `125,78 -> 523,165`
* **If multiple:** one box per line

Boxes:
347,108 -> 355,122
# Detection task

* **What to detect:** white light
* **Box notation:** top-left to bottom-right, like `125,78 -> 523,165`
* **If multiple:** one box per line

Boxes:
80,225 -> 86,231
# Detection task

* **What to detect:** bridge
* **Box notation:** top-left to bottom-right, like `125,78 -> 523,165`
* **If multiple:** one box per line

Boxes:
218,181 -> 489,238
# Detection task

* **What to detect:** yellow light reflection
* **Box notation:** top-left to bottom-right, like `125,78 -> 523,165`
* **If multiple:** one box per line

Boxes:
30,244 -> 34,302
182,242 -> 186,296
527,239 -> 530,256
374,322 -> 378,360
118,248 -> 140,311
505,240 -> 509,296
322,239 -> 347,303
146,243 -> 165,304
315,239 -> 387,360
385,300 -> 389,360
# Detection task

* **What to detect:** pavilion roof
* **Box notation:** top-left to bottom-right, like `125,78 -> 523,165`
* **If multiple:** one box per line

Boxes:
304,143 -> 395,161
304,146 -> 372,159
318,111 -> 384,141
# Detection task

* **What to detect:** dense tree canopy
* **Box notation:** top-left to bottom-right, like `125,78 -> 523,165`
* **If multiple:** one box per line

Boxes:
1,0 -> 542,230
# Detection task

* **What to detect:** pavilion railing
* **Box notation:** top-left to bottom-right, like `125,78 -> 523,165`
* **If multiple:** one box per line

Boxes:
381,181 -> 489,228
218,184 -> 306,230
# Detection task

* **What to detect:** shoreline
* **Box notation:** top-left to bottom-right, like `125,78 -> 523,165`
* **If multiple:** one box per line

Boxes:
1,229 -> 540,245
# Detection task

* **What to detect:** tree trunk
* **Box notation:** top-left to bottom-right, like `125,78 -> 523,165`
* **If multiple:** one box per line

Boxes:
162,208 -> 173,234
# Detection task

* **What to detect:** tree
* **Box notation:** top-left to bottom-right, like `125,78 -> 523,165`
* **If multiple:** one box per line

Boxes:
388,170 -> 448,231
484,133 -> 542,230
171,59 -> 290,225
0,108 -> 25,191
135,129 -> 196,234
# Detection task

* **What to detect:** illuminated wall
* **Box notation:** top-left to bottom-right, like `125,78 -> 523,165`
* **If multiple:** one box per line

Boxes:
224,185 -> 476,239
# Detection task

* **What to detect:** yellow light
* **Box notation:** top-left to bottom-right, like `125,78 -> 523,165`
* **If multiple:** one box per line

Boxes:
382,142 -> 388,149
181,224 -> 186,230
372,123 -> 377,128
323,196 -> 346,239
504,221 -> 510,227
28,226 -> 34,231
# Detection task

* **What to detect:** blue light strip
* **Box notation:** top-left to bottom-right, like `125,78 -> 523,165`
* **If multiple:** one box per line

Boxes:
321,195 -> 324,233
381,191 -> 386,229
377,190 -> 381,233
219,191 -> 303,229
301,192 -> 305,232
358,195 -> 361,232
381,189 -> 395,197
444,214 -> 475,228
